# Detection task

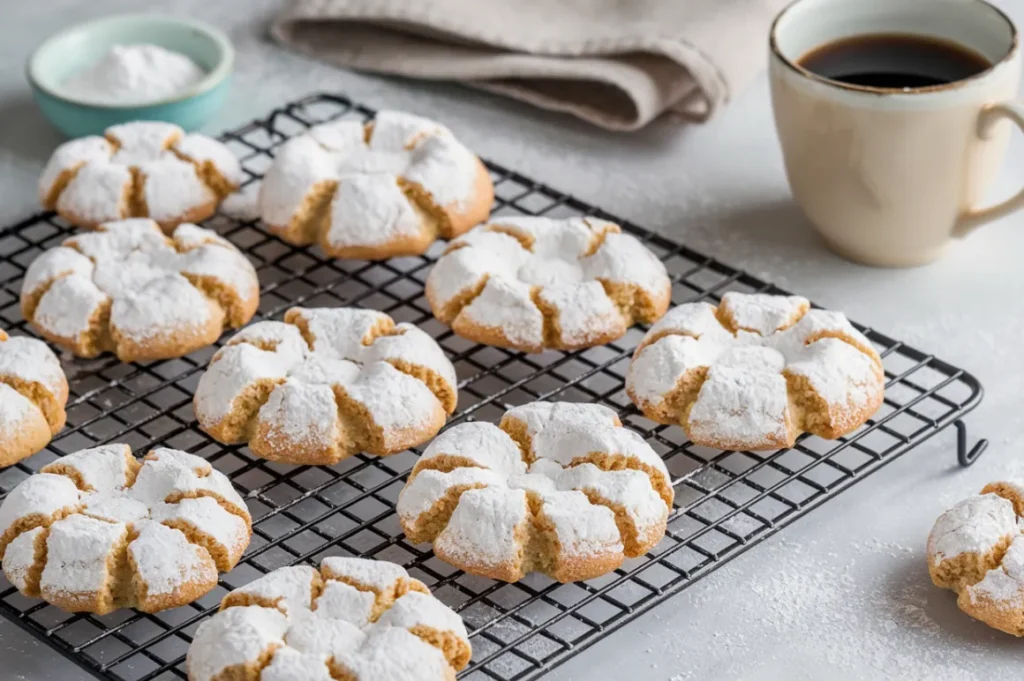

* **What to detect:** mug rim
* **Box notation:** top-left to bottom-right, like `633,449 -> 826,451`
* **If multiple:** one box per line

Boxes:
769,0 -> 1019,95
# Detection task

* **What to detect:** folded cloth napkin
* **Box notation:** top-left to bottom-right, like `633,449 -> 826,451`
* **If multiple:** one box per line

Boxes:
271,0 -> 791,131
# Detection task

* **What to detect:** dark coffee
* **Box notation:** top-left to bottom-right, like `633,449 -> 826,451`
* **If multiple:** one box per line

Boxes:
798,34 -> 991,89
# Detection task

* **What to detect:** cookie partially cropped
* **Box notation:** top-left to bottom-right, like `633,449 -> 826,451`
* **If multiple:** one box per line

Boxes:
397,402 -> 673,583
928,482 -> 1024,636
626,292 -> 884,451
0,330 -> 68,467
0,445 -> 251,614
21,218 -> 259,362
194,307 -> 458,465
426,216 -> 671,353
39,121 -> 244,231
259,110 -> 493,260
186,556 -> 471,681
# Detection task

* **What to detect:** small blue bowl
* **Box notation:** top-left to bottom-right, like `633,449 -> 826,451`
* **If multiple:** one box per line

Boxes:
28,14 -> 233,138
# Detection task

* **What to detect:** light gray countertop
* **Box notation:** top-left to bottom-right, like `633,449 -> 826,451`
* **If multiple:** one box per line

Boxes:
4,1 -> 1024,680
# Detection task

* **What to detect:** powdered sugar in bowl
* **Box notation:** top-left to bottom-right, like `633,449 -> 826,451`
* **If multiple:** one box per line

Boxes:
28,14 -> 233,138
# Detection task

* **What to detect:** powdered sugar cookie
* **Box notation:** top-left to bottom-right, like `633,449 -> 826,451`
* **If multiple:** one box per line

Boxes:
186,556 -> 471,681
259,110 -> 493,260
397,402 -> 673,583
425,216 -> 671,353
0,329 -> 69,467
193,307 -> 458,465
929,482 -> 1024,636
0,445 -> 251,614
21,218 -> 259,362
39,121 -> 244,232
625,292 -> 884,451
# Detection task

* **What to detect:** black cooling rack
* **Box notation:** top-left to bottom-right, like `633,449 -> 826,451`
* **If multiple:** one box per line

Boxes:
0,93 -> 986,681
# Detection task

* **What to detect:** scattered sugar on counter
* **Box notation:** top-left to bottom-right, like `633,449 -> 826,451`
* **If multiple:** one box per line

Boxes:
62,44 -> 206,105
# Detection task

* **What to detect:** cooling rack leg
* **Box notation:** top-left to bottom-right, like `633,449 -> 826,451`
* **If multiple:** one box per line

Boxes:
955,419 -> 988,467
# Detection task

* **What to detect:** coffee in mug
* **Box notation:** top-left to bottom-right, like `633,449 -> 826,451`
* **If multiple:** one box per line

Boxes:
769,0 -> 1024,267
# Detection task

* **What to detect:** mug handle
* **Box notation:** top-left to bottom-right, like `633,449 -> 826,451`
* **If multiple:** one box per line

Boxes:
955,102 -> 1024,237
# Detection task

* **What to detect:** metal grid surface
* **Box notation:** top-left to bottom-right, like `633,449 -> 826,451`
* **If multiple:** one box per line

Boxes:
0,93 -> 984,681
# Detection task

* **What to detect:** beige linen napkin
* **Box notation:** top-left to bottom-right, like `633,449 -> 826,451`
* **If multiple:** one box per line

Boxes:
271,0 -> 790,131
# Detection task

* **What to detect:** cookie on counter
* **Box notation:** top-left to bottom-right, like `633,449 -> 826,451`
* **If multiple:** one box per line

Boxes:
397,401 -> 673,583
193,306 -> 458,465
426,216 -> 671,352
39,121 -> 244,231
186,556 -> 471,681
928,481 -> 1024,636
626,292 -> 884,451
259,110 -> 493,260
0,445 -> 251,614
21,218 -> 259,362
0,329 -> 68,467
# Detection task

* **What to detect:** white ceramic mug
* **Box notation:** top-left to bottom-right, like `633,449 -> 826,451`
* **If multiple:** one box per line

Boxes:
769,0 -> 1023,267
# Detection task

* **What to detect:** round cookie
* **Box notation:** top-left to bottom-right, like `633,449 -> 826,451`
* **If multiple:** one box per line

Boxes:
397,401 -> 673,583
425,216 -> 671,353
625,292 -> 884,451
0,330 -> 68,467
259,110 -> 493,260
21,218 -> 259,362
928,481 -> 1024,636
193,307 -> 458,465
39,121 -> 244,231
0,445 -> 251,614
186,556 -> 471,681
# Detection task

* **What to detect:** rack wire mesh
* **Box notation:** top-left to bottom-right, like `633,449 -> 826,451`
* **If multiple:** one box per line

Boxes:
0,93 -> 984,681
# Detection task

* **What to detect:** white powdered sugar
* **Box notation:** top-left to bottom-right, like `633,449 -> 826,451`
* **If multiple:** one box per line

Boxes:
927,493 -> 1017,565
627,293 -> 885,449
187,557 -> 469,681
61,44 -> 206,106
434,486 -> 529,567
140,157 -> 216,222
314,580 -> 376,625
0,332 -> 67,448
0,385 -> 37,440
194,306 -> 457,463
427,216 -> 668,352
23,219 -> 258,355
2,526 -> 44,591
40,121 -> 240,227
0,334 -> 69,398
129,521 -> 214,596
219,181 -> 262,221
399,402 -> 672,581
257,110 -> 483,255
0,446 -> 251,613
966,535 -> 1024,607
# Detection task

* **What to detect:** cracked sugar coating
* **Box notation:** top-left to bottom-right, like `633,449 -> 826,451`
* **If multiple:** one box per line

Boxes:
39,121 -> 244,231
0,329 -> 69,467
625,292 -> 885,451
0,445 -> 251,614
258,110 -> 493,260
425,216 -> 671,352
186,556 -> 471,681
194,307 -> 458,465
21,219 -> 260,362
397,401 -> 674,583
928,481 -> 1024,636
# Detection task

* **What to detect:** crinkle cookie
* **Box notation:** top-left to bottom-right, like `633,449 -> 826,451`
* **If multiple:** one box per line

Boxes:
21,218 -> 259,362
425,216 -> 671,352
194,307 -> 458,465
0,445 -> 251,614
397,402 -> 673,583
626,292 -> 884,451
39,121 -> 244,231
259,110 -> 493,260
0,330 -> 68,467
928,482 -> 1024,636
186,557 -> 471,681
